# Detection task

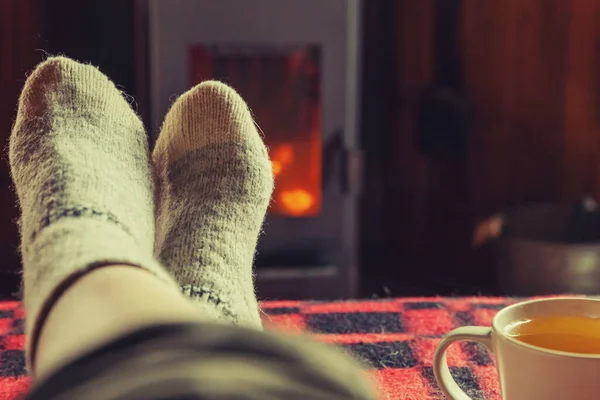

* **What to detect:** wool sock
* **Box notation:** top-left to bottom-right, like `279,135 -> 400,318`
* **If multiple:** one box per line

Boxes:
9,57 -> 179,370
153,81 -> 274,330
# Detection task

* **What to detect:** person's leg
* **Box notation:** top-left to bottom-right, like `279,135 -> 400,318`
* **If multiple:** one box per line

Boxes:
27,318 -> 378,400
33,265 -> 203,383
153,81 -> 274,330
12,59 -> 376,400
8,57 -> 195,380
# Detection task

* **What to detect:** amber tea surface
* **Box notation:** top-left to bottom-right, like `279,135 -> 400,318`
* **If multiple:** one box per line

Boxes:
505,315 -> 600,354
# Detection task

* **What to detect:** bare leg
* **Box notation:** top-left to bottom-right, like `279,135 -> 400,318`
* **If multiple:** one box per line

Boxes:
12,59 -> 377,400
35,265 -> 202,382
31,265 -> 378,400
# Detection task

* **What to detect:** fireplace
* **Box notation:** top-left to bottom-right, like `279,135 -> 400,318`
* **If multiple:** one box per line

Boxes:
143,0 -> 363,299
188,45 -> 323,218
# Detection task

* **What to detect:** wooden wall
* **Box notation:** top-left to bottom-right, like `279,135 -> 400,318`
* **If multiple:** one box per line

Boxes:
0,0 -> 45,296
368,0 -> 600,296
0,0 -> 139,298
2,0 -> 600,298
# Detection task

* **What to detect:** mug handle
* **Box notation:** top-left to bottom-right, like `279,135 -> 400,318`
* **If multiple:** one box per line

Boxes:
433,326 -> 494,400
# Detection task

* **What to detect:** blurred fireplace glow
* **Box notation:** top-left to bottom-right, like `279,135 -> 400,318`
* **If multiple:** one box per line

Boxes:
280,189 -> 315,216
270,144 -> 294,177
189,45 -> 322,217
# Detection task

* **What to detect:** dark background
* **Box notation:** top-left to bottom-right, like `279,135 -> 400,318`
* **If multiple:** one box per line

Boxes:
2,0 -> 600,299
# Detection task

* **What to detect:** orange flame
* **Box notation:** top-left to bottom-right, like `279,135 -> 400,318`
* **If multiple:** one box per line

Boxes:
279,189 -> 315,216
271,160 -> 283,176
270,144 -> 294,177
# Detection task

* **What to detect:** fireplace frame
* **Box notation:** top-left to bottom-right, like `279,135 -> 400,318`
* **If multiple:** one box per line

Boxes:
136,0 -> 363,299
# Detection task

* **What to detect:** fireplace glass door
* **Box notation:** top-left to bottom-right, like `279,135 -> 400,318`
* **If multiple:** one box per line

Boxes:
145,0 -> 361,298
189,45 -> 322,217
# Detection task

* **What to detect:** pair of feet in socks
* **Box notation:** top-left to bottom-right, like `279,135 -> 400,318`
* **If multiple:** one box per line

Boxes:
9,57 -> 273,365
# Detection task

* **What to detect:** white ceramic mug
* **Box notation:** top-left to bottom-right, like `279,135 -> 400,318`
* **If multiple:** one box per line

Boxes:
433,297 -> 600,399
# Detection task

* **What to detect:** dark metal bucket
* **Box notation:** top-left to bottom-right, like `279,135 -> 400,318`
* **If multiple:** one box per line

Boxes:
494,202 -> 600,296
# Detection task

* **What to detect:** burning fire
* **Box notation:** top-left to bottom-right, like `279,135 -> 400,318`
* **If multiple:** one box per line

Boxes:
271,161 -> 283,176
279,189 -> 315,216
269,143 -> 318,216
271,144 -> 294,177
188,45 -> 323,218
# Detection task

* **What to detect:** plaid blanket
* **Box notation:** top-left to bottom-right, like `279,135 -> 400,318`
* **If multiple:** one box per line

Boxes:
0,297 -> 516,400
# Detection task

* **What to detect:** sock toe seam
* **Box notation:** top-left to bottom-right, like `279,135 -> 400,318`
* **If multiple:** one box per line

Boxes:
30,205 -> 133,242
181,284 -> 238,320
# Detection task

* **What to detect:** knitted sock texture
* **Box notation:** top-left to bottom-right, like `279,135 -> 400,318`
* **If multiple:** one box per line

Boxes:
153,81 -> 274,329
8,56 -> 179,371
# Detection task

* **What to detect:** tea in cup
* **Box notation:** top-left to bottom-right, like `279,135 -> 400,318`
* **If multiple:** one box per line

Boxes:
433,297 -> 600,399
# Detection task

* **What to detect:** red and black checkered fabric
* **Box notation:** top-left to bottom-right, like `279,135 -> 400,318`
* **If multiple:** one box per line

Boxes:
0,297 -> 520,400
